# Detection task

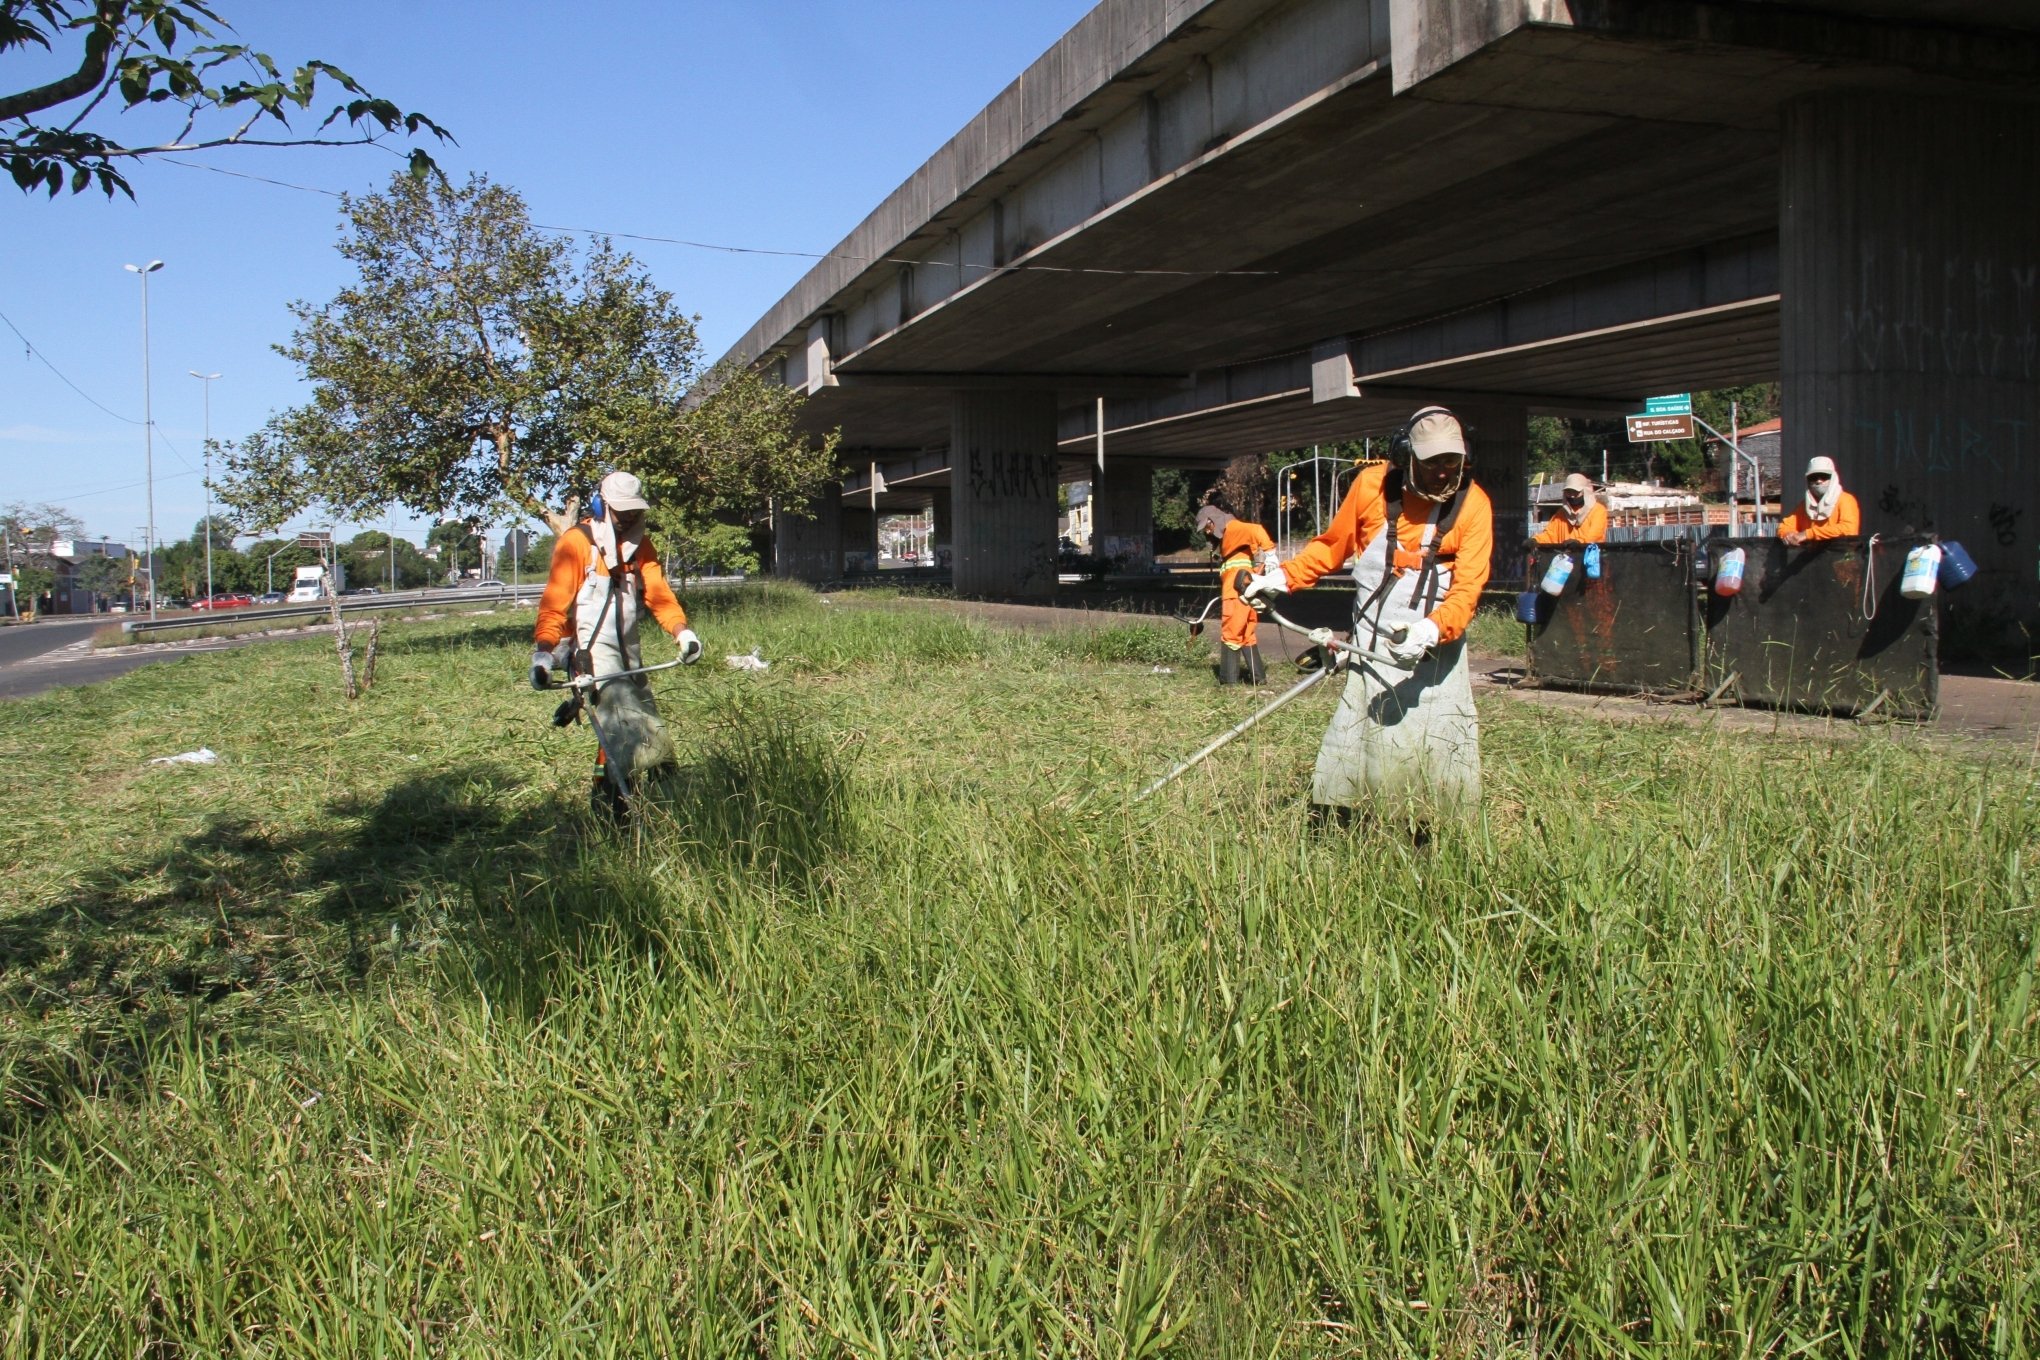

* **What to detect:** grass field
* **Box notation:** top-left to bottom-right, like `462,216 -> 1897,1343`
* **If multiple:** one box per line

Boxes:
1,582 -> 2034,1356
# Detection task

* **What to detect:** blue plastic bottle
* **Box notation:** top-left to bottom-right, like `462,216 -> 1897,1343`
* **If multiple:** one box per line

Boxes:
1937,540 -> 1978,587
1583,544 -> 1602,580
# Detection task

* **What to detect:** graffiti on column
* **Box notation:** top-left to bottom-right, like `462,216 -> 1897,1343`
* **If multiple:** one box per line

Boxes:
967,448 -> 1055,502
1841,247 -> 2037,380
1853,411 -> 2026,481
1988,502 -> 2022,548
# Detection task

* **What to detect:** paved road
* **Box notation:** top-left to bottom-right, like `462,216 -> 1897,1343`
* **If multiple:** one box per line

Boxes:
0,621 -> 251,701
0,615 -> 104,667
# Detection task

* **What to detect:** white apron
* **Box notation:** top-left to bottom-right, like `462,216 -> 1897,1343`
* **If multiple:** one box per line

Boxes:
569,525 -> 674,784
1311,501 -> 1481,817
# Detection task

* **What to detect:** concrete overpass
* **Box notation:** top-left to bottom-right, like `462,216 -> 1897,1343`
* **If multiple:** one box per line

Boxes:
722,0 -> 2039,654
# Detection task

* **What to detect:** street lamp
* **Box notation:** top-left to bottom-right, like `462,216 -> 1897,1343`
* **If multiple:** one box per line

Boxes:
124,259 -> 164,619
189,370 -> 220,602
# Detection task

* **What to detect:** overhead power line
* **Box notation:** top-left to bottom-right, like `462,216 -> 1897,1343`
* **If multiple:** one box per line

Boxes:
0,305 -> 143,425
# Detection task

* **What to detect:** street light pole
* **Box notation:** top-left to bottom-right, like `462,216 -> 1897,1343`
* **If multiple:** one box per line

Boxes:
124,260 -> 165,619
189,369 -> 220,601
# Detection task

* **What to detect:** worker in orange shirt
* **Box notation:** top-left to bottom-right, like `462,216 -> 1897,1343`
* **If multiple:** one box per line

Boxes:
1242,406 -> 1491,826
1778,456 -> 1861,545
1534,473 -> 1607,544
1197,495 -> 1281,685
532,471 -> 703,815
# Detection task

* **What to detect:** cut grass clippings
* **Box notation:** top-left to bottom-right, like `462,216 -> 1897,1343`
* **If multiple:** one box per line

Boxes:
0,580 -> 2034,1356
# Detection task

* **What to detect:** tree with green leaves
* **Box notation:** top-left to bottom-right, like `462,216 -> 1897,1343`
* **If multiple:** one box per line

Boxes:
2,0 -> 448,198
217,170 -> 836,545
0,499 -> 84,602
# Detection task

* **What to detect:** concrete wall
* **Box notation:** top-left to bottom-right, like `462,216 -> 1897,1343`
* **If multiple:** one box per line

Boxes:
1781,92 -> 2040,657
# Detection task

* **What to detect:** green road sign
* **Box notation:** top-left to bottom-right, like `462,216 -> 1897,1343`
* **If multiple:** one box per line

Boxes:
1643,392 -> 1692,416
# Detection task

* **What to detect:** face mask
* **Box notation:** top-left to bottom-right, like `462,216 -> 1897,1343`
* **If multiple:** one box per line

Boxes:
1410,454 -> 1466,501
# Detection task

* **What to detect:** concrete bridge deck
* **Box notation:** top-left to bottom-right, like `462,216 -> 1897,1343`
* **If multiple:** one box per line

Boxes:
722,0 -> 2039,660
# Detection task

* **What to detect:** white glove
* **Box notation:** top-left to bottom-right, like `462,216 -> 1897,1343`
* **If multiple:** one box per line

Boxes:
530,648 -> 555,691
1388,618 -> 1440,664
674,627 -> 703,664
1239,569 -> 1288,603
1258,549 -> 1281,573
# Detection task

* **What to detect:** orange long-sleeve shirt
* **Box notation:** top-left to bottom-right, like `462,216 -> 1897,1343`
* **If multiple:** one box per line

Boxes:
1777,491 -> 1861,543
1281,463 -> 1493,643
1218,518 -> 1274,564
534,524 -> 689,649
1533,502 -> 1608,544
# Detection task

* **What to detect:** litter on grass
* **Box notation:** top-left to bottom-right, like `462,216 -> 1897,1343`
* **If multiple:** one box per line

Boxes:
726,649 -> 770,671
149,748 -> 219,766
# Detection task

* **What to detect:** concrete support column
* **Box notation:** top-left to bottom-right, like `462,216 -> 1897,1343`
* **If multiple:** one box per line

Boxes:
1460,401 -> 1529,588
1090,461 -> 1154,572
1782,93 -> 2040,658
930,492 -> 954,571
841,506 -> 878,575
771,484 -> 842,583
951,391 -> 1059,596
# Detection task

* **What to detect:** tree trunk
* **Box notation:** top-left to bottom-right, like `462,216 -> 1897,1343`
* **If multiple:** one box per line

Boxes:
331,591 -> 357,700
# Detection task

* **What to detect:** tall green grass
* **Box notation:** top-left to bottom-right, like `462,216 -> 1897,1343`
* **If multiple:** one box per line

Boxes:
0,583 -> 2032,1355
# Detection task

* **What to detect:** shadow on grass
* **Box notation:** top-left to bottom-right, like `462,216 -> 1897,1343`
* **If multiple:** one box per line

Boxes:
0,765 -> 568,1017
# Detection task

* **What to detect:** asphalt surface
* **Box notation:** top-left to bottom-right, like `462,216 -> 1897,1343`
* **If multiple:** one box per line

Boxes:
0,618 -> 254,701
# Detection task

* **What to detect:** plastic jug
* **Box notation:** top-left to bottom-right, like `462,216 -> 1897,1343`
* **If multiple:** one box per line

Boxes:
1540,551 -> 1574,597
1938,540 -> 1978,588
1515,588 -> 1543,624
1583,544 -> 1602,581
1712,546 -> 1746,597
1900,543 -> 1942,599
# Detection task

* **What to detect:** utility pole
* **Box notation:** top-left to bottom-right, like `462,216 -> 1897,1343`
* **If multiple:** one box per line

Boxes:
124,260 -> 164,618
189,370 -> 221,601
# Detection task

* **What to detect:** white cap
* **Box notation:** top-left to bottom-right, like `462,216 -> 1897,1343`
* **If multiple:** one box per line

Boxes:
1563,472 -> 1594,495
598,470 -> 649,511
1408,408 -> 1466,459
1804,456 -> 1837,478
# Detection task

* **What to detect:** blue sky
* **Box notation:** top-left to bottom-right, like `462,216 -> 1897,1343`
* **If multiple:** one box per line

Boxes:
0,1 -> 1098,547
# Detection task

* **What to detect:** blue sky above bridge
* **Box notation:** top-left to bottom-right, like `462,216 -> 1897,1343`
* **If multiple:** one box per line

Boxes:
0,0 -> 1096,545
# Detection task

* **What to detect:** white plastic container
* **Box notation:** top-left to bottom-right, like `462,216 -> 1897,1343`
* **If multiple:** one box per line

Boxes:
1900,543 -> 1942,599
1712,546 -> 1746,597
1540,551 -> 1575,597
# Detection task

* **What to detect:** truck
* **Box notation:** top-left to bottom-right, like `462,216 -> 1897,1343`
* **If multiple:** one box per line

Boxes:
287,560 -> 344,603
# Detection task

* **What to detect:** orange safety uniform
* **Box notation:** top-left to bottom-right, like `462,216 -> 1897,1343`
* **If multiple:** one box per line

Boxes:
534,521 -> 689,652
1776,491 -> 1861,543
1533,502 -> 1607,544
1281,463 -> 1493,643
1217,517 -> 1276,651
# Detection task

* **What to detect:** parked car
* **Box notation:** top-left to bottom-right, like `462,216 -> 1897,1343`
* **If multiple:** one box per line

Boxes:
192,592 -> 253,611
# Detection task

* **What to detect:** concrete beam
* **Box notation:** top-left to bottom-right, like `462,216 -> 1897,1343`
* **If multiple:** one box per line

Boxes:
837,371 -> 1191,395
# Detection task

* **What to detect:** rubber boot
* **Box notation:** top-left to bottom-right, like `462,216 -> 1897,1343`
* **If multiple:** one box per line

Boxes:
1242,644 -> 1267,685
1217,644 -> 1242,686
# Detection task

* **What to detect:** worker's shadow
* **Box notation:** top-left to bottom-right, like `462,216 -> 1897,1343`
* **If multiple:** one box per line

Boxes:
0,764 -> 575,1126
